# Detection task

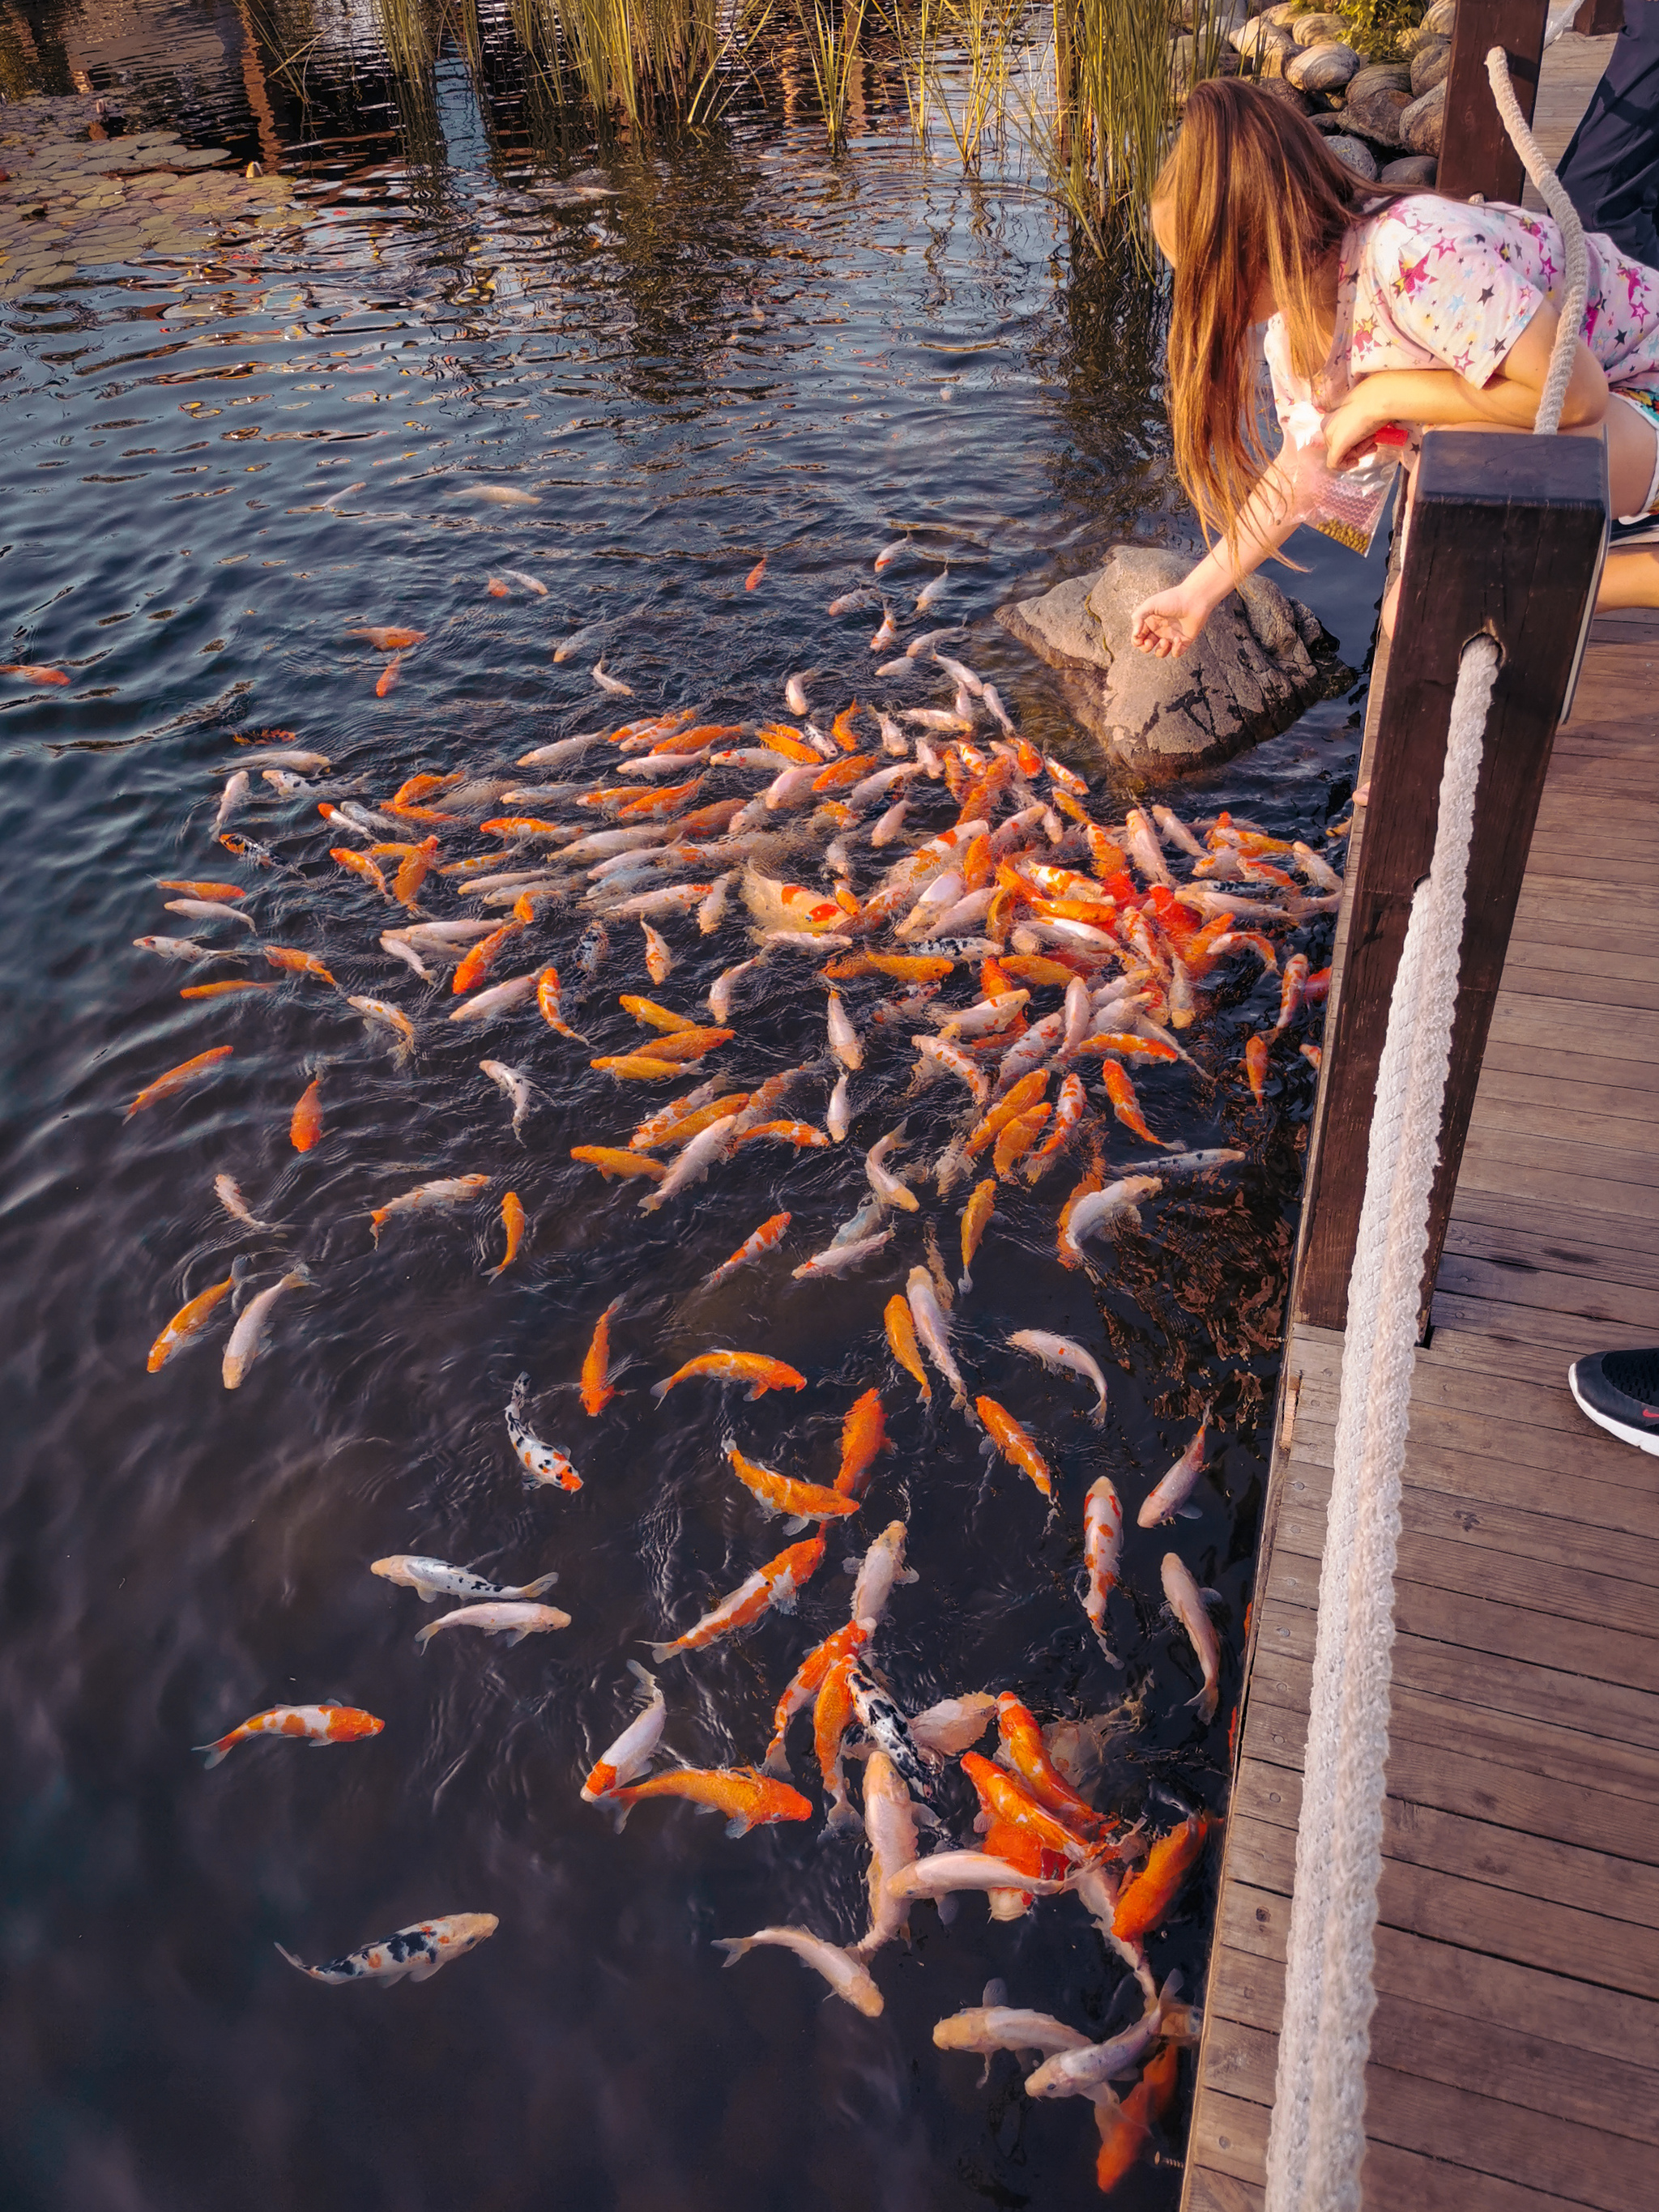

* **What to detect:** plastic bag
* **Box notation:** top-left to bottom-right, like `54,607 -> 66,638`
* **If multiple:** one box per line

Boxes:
1283,403 -> 1410,556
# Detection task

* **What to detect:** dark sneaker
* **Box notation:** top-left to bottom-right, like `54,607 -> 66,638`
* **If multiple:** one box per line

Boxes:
1568,1349 -> 1659,1456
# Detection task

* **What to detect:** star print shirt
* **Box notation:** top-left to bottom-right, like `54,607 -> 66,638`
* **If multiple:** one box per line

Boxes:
1262,196 -> 1659,424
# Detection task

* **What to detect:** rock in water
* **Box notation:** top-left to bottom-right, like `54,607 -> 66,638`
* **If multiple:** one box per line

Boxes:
1401,79 -> 1445,156
996,548 -> 1350,778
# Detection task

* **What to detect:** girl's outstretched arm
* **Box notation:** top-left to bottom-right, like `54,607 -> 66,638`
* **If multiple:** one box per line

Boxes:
1130,450 -> 1309,659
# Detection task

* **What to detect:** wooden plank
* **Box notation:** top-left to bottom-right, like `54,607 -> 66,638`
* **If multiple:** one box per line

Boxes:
1435,1251 -> 1659,1327
1292,433 -> 1606,1334
1441,1214 -> 1659,1291
1428,1288 -> 1659,1349
1184,2167 -> 1265,2212
1205,1946 -> 1659,2144
1474,1046 -> 1659,1118
1286,1412 -> 1659,1530
1187,2091 -> 1269,2187
1439,0 -> 1547,202
1459,1121 -> 1659,1191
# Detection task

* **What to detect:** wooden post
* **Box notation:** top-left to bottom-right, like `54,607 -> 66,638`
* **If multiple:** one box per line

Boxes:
1435,0 -> 1548,203
1572,0 -> 1624,33
1292,431 -> 1606,1338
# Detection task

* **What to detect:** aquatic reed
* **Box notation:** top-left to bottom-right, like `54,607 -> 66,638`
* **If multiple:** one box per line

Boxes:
511,0 -> 770,127
791,0 -> 868,151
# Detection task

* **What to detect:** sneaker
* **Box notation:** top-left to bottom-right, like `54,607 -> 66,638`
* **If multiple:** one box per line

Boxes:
1568,1349 -> 1659,1456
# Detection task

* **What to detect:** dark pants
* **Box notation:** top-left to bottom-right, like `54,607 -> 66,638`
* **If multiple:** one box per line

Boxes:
1559,0 -> 1659,266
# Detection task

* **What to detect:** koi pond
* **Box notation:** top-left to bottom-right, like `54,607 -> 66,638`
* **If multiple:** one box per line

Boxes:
0,10 -> 1384,2208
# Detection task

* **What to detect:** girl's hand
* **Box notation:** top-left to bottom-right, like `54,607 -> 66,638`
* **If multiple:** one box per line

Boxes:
1131,585 -> 1210,658
1323,388 -> 1389,471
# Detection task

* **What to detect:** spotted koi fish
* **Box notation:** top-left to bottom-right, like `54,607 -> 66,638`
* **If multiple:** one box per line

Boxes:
277,1912 -> 497,1986
194,1702 -> 382,1769
506,1375 -> 580,1491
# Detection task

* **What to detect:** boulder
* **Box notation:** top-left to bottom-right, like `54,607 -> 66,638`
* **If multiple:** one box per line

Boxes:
1258,74 -> 1315,110
1410,35 -> 1451,94
1396,19 -> 1440,55
1286,39 -> 1361,89
1343,64 -> 1414,145
1230,16 -> 1299,67
995,547 -> 1350,778
1401,78 -> 1445,153
1261,0 -> 1312,22
1380,152 -> 1437,185
1292,9 -> 1348,39
1346,60 -> 1412,98
1324,132 -> 1380,179
1424,0 -> 1456,32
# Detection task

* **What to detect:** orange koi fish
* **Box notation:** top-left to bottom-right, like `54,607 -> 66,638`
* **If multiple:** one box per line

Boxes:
350,626 -> 425,651
1093,2045 -> 1176,2195
959,1753 -> 1098,1864
726,1445 -> 859,1524
265,947 -> 337,985
606,1765 -> 812,1837
453,918 -> 523,995
1,663 -> 69,685
570,1145 -> 667,1183
1112,1813 -> 1214,1941
811,752 -> 873,793
1100,1059 -> 1166,1146
1026,1072 -> 1087,1180
147,1259 -> 246,1372
993,1103 -> 1051,1179
735,1119 -> 831,1149
651,722 -> 745,756
884,1293 -> 931,1404
994,1693 -> 1109,1836
1056,1155 -> 1106,1270
701,1209 -> 791,1289
744,554 -> 767,590
375,656 -> 401,697
482,816 -> 566,840
394,836 -> 439,907
1302,1042 -> 1323,1072
650,1532 -> 825,1662
957,1179 -> 997,1293
126,1045 -> 232,1121
652,1351 -> 807,1402
1244,1032 -> 1269,1104
290,1076 -> 322,1152
814,1652 -> 862,1828
621,995 -> 697,1034
1000,952 -> 1085,989
975,1397 -> 1054,1499
966,1071 -> 1048,1157
1276,950 -> 1309,1033
331,847 -> 387,895
486,1191 -> 526,1280
761,1619 -> 869,1775
157,880 -> 245,901
625,1025 -> 732,1063
536,965 -> 587,1042
1303,964 -> 1331,1004
581,1297 -> 624,1414
977,1814 -> 1061,1922
591,1053 -> 685,1080
754,723 -> 821,765
633,1093 -> 748,1152
616,778 -> 702,818
180,980 -> 275,1000
835,1388 -> 889,1497
194,1702 -> 383,1769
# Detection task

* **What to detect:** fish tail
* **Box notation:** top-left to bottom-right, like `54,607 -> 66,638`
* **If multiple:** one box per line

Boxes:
761,1740 -> 791,1779
650,1379 -> 671,1403
194,1737 -> 236,1768
521,1573 -> 561,1599
369,1210 -> 386,1242
957,1270 -> 972,1294
1090,1406 -> 1107,1430
275,1945 -> 313,1976
646,1642 -> 677,1665
414,1626 -> 436,1652
712,1937 -> 752,1966
1187,1684 -> 1218,1722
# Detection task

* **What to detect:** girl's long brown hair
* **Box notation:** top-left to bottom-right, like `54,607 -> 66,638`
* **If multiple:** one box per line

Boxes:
1154,80 -> 1382,566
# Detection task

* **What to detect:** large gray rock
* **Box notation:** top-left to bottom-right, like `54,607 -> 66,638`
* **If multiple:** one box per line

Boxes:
1292,11 -> 1349,41
1325,133 -> 1380,179
1344,66 -> 1414,146
1410,36 -> 1451,94
996,547 -> 1350,778
1380,152 -> 1437,185
1401,78 -> 1445,153
1287,39 -> 1361,89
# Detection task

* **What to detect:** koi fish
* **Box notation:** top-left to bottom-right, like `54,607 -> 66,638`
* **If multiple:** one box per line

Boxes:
714,1926 -> 883,2014
381,933 -> 430,981
1162,1555 -> 1222,1722
815,1652 -> 862,1828
582,1663 -> 666,1801
605,1765 -> 812,1836
164,897 -> 255,932
579,1297 -> 625,1415
726,1445 -> 859,1526
696,1211 -> 791,1294
884,1293 -> 931,1404
906,1268 -> 969,1412
1112,1811 -> 1214,1940
447,974 -> 538,1023
505,1375 -> 579,1490
934,1989 -> 1094,2082
350,626 -> 426,651
570,1145 -> 667,1183
870,606 -> 898,652
835,1389 -> 889,1498
1094,2043 -> 1179,2193
416,1600 -> 570,1650
134,936 -> 245,966
1276,951 -> 1309,1034
736,1119 -> 830,1149
126,1046 -> 233,1122
1023,1972 -> 1185,2099
761,1620 -> 870,1779
222,1265 -> 312,1389
852,1750 -> 924,1956
976,1398 -> 1053,1499
375,656 -> 401,697
885,1852 -> 1070,1905
265,947 -> 336,986
1,662 -> 69,685
479,1059 -> 538,1140
535,964 -> 587,1042
486,1191 -> 526,1280
636,1110 -> 738,1212
1245,1031 -> 1269,1103
1138,1413 -> 1212,1527
147,1257 -> 249,1373
1061,1176 -> 1163,1264
1098,1059 -> 1166,1148
652,1351 -> 806,1402
1083,1477 -> 1124,1664
372,1556 -> 560,1604
847,1662 -> 936,1799
650,1531 -> 825,1661
214,1174 -> 276,1232
290,1076 -> 322,1153
370,1174 -> 488,1243
846,1519 -> 915,1627
744,553 -> 767,590
960,1753 -> 1098,1864
908,1693 -> 996,1758
278,1914 -> 497,1988
866,1125 -> 918,1213
593,658 -> 633,697
792,1231 -> 893,1279
993,1103 -> 1051,1181
194,1702 -> 382,1769
994,1694 -> 1107,1837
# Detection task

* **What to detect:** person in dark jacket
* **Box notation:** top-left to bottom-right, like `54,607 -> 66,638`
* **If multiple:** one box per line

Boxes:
1559,0 -> 1659,267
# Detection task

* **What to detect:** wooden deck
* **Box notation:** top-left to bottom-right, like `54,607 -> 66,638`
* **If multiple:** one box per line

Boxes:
1179,45 -> 1659,2209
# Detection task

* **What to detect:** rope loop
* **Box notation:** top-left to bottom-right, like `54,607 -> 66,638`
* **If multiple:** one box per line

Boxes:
1485,45 -> 1589,435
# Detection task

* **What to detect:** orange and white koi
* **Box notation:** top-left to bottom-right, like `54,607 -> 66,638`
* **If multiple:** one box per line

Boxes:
1162,1555 -> 1222,1722
1008,1330 -> 1107,1426
506,1375 -> 581,1491
1113,1811 -> 1215,1940
265,946 -> 337,986
221,1265 -> 312,1389
1082,1477 -> 1125,1663
535,964 -> 587,1041
194,1702 -> 382,1769
393,836 -> 439,906
835,1387 -> 889,1497
907,1267 -> 970,1413
994,1694 -> 1108,1836
214,1174 -> 275,1233
347,996 -> 417,1063
605,1764 -> 811,1837
1100,1059 -> 1167,1146
650,1531 -> 826,1661
853,1750 -> 925,1957
960,1752 -> 1098,1863
1,662 -> 69,685
1026,1072 -> 1086,1181
911,1034 -> 990,1106
975,1398 -> 1053,1499
1063,1176 -> 1163,1264
1275,951 -> 1310,1033
416,1600 -> 570,1650
486,1191 -> 526,1280
700,1210 -> 791,1289
726,1445 -> 859,1525
125,1046 -> 233,1122
1024,1971 -> 1186,2101
581,1663 -> 666,1801
580,1296 -> 624,1414
447,974 -> 538,1022
884,1292 -> 932,1404
147,1259 -> 248,1374
735,1119 -> 830,1149
370,1173 -> 488,1242
278,1912 -> 497,1988
652,1350 -> 807,1402
1138,1413 -> 1211,1528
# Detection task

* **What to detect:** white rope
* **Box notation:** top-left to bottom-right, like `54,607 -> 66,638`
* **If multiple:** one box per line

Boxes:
1261,52 -> 1593,2212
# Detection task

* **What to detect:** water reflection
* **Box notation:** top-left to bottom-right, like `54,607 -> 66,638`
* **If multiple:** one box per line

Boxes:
0,13 -> 1380,2212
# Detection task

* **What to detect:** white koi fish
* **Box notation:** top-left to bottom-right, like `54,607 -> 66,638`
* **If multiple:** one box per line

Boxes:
480,1059 -> 539,1140
1062,1178 -> 1163,1265
826,1071 -> 853,1143
637,1111 -> 737,1213
501,567 -> 548,595
133,936 -> 245,965
592,658 -> 633,697
932,651 -> 983,697
708,956 -> 762,1022
582,1663 -> 667,1801
165,898 -> 256,931
713,1927 -> 883,2016
372,1555 -> 560,1604
980,684 -> 1015,734
855,1751 -> 925,1956
454,482 -> 540,505
697,873 -> 733,933
214,1172 -> 278,1233
847,1520 -> 916,1626
446,974 -> 538,1022
380,933 -> 432,980
906,1266 -> 969,1411
506,1375 -> 580,1490
215,769 -> 249,830
416,1600 -> 569,1650
1082,1477 -> 1125,1664
915,567 -> 950,612
369,1174 -> 488,1242
278,1913 -> 498,1986
784,672 -> 809,715
1162,1553 -> 1222,1722
221,1266 -> 312,1390
1024,1974 -> 1186,2099
1008,1331 -> 1109,1426
517,733 -> 603,768
907,1692 -> 996,1756
885,1852 -> 1069,1905
1138,1413 -> 1212,1528
934,1985 -> 1094,2083
792,1230 -> 893,1280
871,798 -> 911,846
1153,804 -> 1205,858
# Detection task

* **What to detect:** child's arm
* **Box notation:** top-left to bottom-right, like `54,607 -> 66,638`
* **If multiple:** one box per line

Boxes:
1130,450 -> 1310,660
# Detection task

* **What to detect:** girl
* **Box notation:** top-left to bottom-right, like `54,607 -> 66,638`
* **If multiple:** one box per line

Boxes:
1131,79 -> 1659,661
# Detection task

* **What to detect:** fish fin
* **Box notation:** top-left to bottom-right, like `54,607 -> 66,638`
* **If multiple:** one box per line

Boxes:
826,1800 -> 864,1834
841,1558 -> 859,1574
1199,1588 -> 1223,1606
761,1743 -> 791,1780
783,1514 -> 809,1536
503,1628 -> 532,1647
1090,1407 -> 1107,1430
978,2057 -> 992,2088
957,1271 -> 971,1294
745,1383 -> 766,1400
1178,1503 -> 1203,1520
193,1739 -> 233,1769
723,1814 -> 753,1838
650,1380 -> 671,1402
647,1643 -> 676,1665
936,1894 -> 958,1926
522,1572 -> 561,1598
712,1937 -> 750,1966
414,1626 -> 435,1651
275,1946 -> 312,1975
982,1977 -> 1008,2007
625,1659 -> 656,1694
1187,1685 -> 1220,1723
406,1958 -> 442,1982
773,1588 -> 799,1615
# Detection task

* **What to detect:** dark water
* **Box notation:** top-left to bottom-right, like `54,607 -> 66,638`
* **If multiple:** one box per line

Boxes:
0,13 -> 1383,2210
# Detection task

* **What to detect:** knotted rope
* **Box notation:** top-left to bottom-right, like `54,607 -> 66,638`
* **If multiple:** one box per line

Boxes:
1260,49 -> 1588,2212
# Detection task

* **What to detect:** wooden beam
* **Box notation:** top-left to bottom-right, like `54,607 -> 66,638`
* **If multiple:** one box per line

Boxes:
1437,0 -> 1548,203
1292,431 -> 1605,1336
